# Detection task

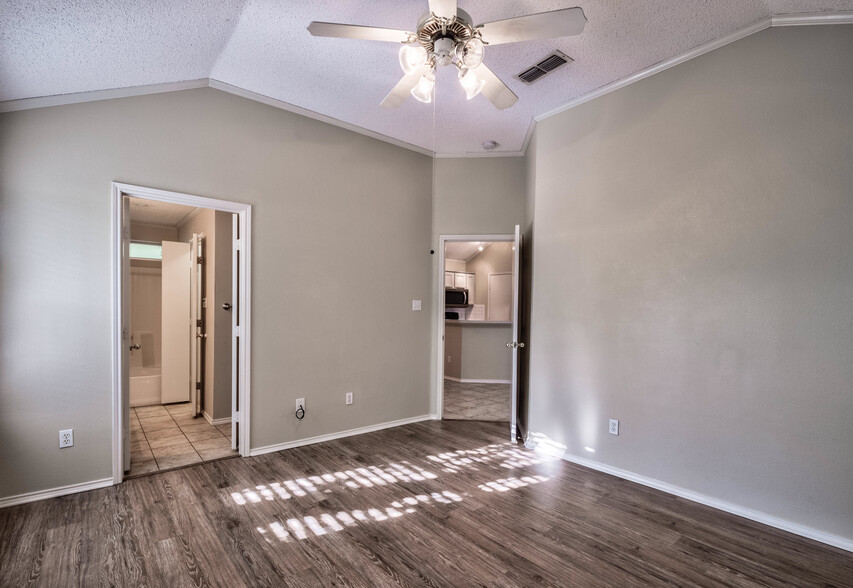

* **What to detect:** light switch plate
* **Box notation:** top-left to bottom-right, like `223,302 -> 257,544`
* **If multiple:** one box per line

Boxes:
412,300 -> 422,311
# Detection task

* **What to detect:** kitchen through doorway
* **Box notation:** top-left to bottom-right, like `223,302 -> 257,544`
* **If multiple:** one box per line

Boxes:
440,237 -> 516,423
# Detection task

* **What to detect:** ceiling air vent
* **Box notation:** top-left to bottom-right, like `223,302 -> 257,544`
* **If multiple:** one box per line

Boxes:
515,50 -> 573,85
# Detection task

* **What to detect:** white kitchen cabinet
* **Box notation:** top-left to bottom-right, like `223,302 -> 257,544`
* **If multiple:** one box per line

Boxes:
445,272 -> 454,288
454,272 -> 468,288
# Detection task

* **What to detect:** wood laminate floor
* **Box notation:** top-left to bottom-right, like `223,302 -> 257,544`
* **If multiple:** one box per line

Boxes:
1,421 -> 851,587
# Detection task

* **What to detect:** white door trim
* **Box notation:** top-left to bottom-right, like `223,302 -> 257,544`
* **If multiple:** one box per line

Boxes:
111,182 -> 253,485
435,234 -> 513,419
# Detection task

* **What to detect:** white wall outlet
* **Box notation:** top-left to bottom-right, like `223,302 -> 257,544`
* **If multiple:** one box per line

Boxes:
609,419 -> 619,436
447,355 -> 452,364
296,398 -> 305,412
412,299 -> 422,311
345,392 -> 353,405
59,429 -> 74,448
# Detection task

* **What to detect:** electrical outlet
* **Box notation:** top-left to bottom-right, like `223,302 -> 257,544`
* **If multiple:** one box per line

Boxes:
345,392 -> 353,405
296,398 -> 305,412
59,429 -> 74,448
447,355 -> 452,363
609,419 -> 619,436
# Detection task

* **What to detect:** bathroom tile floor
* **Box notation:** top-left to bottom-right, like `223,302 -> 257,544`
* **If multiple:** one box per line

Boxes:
442,380 -> 510,421
128,403 -> 236,478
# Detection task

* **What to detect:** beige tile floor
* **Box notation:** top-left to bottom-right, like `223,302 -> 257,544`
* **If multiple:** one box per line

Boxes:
128,402 -> 236,477
442,380 -> 510,421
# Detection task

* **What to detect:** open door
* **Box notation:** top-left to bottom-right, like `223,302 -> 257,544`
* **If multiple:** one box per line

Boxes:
121,197 -> 131,472
509,225 -> 524,442
231,214 -> 240,451
162,241 -> 192,404
190,234 -> 204,416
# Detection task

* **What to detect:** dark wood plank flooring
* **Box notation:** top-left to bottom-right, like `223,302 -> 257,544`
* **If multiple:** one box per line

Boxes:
1,421 -> 851,587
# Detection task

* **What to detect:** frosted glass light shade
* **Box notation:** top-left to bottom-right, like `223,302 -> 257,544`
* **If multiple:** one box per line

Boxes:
458,68 -> 485,100
399,45 -> 427,74
410,74 -> 435,103
460,38 -> 485,69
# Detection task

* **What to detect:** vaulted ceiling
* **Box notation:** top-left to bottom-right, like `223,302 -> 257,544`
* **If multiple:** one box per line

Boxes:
2,1 -> 852,155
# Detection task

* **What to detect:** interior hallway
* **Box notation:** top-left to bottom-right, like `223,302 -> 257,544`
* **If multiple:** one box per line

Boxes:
129,402 -> 236,477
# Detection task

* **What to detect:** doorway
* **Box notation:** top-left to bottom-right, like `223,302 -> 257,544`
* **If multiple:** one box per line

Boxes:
436,228 -> 524,441
111,183 -> 252,484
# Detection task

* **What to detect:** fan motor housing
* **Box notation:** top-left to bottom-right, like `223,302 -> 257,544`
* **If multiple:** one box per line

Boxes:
415,9 -> 475,52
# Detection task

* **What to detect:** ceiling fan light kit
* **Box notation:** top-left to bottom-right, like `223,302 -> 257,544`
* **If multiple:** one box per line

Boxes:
307,1 -> 586,111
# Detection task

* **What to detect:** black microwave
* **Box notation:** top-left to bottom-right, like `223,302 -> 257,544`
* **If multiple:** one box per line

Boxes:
445,287 -> 469,307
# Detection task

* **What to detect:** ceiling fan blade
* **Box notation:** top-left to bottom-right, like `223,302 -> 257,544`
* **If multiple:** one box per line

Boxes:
307,22 -> 413,43
477,8 -> 587,45
475,64 -> 518,110
428,0 -> 457,20
380,66 -> 429,109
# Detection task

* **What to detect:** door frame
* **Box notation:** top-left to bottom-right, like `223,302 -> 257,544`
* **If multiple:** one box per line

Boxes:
110,182 -> 253,484
435,233 -> 513,420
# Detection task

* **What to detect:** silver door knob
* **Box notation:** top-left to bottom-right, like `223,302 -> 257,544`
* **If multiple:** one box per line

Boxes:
222,303 -> 232,311
129,343 -> 141,351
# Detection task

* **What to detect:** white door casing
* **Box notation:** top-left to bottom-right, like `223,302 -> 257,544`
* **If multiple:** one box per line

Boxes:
121,197 -> 131,472
509,225 -> 523,442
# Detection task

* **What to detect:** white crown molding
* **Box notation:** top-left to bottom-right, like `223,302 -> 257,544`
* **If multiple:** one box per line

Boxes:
0,79 -> 208,113
1,13 -> 850,158
772,11 -> 853,26
534,17 -> 772,124
0,478 -> 113,509
434,150 -> 525,159
207,79 -> 435,157
552,448 -> 853,553
250,414 -> 434,457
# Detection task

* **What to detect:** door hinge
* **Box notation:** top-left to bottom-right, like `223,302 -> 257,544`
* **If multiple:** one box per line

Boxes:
196,319 -> 203,328
197,256 -> 204,265
234,326 -> 242,338
196,382 -> 202,391
122,226 -> 130,240
233,411 -> 240,423
234,239 -> 242,251
122,327 -> 129,341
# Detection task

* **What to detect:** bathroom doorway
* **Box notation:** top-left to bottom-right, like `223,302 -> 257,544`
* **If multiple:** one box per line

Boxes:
112,183 -> 252,484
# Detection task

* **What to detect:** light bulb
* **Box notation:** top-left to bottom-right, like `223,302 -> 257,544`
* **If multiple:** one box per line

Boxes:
460,38 -> 485,69
398,45 -> 427,75
458,68 -> 486,100
410,73 -> 435,103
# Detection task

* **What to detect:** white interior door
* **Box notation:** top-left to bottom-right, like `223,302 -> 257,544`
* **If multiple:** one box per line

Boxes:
509,225 -> 524,442
190,234 -> 204,416
231,214 -> 240,450
121,196 -> 131,472
162,241 -> 192,404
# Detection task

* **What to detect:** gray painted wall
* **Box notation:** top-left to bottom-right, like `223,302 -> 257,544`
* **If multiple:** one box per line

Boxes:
0,87 -> 432,498
528,26 -> 853,540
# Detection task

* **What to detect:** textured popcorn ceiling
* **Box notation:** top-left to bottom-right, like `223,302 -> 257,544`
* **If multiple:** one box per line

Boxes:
2,1 -> 852,154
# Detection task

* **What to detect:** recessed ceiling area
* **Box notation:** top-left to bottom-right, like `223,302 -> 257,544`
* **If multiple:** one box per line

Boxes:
2,1 -> 852,155
128,197 -> 199,227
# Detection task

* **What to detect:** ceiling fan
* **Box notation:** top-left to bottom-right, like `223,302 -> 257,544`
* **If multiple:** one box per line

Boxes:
307,1 -> 586,110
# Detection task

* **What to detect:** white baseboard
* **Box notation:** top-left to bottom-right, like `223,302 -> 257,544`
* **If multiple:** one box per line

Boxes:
202,411 -> 232,426
555,450 -> 853,553
250,414 -> 434,457
444,376 -> 511,384
0,478 -> 114,509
